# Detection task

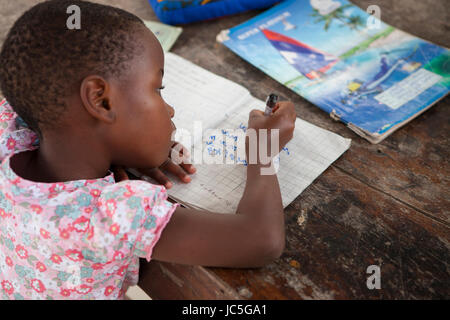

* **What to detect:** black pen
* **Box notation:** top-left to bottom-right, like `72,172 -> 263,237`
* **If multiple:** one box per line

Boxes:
264,93 -> 278,116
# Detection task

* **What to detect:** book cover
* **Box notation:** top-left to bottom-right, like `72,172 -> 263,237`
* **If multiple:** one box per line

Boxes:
217,0 -> 450,143
143,20 -> 183,51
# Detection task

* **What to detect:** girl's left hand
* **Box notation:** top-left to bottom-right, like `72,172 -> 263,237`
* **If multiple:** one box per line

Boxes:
133,142 -> 196,189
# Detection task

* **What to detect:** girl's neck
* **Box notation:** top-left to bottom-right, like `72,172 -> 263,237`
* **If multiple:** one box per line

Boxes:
10,134 -> 112,183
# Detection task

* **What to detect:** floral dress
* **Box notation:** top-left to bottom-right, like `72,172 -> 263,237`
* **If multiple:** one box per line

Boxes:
0,99 -> 178,299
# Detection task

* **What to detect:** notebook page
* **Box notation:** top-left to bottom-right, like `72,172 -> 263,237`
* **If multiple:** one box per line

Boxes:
166,92 -> 351,213
162,52 -> 251,141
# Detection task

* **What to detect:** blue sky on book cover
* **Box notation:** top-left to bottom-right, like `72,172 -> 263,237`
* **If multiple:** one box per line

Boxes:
220,0 -> 449,137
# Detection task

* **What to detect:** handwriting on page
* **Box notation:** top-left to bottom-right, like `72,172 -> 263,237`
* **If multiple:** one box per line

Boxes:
204,123 -> 290,166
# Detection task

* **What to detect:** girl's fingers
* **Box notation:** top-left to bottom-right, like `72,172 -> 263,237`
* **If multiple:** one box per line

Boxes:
272,103 -> 280,113
162,159 -> 192,183
180,162 -> 196,174
111,165 -> 129,182
139,167 -> 172,189
135,143 -> 195,187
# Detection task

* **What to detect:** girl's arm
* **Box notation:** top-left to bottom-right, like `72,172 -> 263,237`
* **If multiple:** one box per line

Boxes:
151,102 -> 296,268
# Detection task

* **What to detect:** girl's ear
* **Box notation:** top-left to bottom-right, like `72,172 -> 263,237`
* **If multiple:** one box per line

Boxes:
80,76 -> 116,124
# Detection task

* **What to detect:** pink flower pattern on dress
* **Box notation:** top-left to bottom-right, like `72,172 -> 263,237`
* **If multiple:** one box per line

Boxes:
0,99 -> 177,299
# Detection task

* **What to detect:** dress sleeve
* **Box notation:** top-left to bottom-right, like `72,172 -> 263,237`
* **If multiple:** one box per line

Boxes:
97,180 -> 179,262
0,99 -> 39,161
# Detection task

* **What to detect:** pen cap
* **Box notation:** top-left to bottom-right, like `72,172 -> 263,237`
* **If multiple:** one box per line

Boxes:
265,94 -> 278,109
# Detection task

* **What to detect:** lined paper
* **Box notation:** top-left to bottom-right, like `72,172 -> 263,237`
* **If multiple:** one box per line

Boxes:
162,53 -> 251,138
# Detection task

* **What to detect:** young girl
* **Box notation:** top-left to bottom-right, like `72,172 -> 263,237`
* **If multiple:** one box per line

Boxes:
0,0 -> 296,299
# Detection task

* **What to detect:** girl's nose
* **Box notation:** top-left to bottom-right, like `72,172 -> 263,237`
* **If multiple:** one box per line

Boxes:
166,103 -> 175,118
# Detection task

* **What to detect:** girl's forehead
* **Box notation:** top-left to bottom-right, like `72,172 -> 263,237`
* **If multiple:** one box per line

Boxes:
134,28 -> 164,74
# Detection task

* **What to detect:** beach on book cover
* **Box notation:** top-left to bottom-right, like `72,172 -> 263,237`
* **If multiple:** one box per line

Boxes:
219,0 -> 449,141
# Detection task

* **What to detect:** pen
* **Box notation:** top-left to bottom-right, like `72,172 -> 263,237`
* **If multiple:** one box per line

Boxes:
264,93 -> 278,116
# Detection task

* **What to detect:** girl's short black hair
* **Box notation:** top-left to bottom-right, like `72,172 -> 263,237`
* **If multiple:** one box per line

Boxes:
0,0 -> 145,135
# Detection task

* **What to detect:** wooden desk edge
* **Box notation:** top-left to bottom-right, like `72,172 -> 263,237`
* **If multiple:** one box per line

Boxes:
139,259 -> 241,300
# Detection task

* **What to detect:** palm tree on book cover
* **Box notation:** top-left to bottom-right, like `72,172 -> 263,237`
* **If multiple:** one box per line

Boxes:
262,29 -> 338,80
310,4 -> 365,32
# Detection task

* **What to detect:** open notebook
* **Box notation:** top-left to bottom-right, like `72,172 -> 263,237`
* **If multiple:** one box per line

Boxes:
139,52 -> 351,213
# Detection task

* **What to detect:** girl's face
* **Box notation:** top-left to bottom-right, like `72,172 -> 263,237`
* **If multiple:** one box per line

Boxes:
108,28 -> 175,169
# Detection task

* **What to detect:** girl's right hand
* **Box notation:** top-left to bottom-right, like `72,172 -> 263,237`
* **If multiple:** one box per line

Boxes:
246,101 -> 296,162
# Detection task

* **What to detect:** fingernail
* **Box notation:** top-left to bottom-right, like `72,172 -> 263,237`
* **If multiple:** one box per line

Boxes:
184,176 -> 191,183
165,181 -> 173,189
190,167 -> 196,173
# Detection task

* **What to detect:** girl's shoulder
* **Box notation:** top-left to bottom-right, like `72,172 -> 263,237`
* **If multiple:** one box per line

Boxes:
0,99 -> 39,161
96,179 -> 176,224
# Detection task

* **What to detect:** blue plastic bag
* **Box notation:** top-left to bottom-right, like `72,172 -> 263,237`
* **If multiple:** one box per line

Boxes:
148,0 -> 280,25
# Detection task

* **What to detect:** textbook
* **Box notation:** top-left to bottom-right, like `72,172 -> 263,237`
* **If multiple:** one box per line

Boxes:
216,0 -> 450,144
143,52 -> 351,213
143,19 -> 182,51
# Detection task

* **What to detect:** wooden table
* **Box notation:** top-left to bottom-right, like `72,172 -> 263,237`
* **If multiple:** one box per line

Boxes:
2,0 -> 448,299
137,0 -> 450,299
